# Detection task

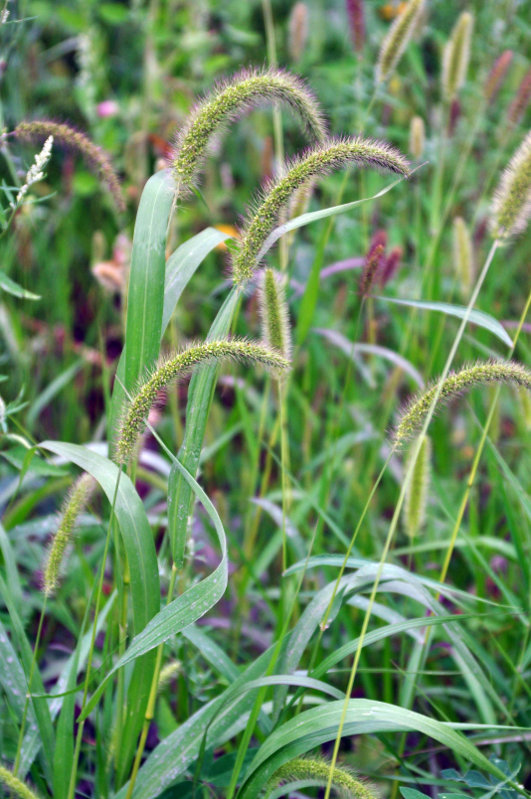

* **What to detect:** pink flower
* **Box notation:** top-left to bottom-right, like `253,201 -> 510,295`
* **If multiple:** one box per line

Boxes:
97,100 -> 119,118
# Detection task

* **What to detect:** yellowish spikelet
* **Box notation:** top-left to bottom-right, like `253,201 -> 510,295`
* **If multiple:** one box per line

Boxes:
268,756 -> 378,799
409,115 -> 425,160
403,435 -> 431,537
490,131 -> 531,239
259,269 -> 292,366
441,12 -> 474,103
376,0 -> 425,84
452,216 -> 474,298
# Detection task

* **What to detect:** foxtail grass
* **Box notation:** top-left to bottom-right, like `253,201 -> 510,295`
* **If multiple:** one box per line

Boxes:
409,115 -> 425,160
484,50 -> 513,102
403,434 -> 431,537
490,131 -> 531,239
232,137 -> 410,285
0,767 -> 40,799
170,68 -> 326,194
268,758 -> 377,799
15,120 -> 125,212
452,216 -> 474,297
376,0 -> 424,84
117,339 -> 289,463
345,0 -> 365,54
441,11 -> 474,103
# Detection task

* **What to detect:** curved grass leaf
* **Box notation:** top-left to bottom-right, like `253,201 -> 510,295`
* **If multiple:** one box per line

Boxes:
375,297 -> 513,348
237,699 -> 513,798
0,270 -> 40,300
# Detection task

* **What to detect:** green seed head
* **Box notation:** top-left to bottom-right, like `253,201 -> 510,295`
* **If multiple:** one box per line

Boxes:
259,269 -> 292,375
268,757 -> 378,799
171,68 -> 326,194
409,115 -> 425,160
452,216 -> 474,298
376,0 -> 425,84
490,131 -> 531,239
403,434 -> 431,538
441,11 -> 474,103
15,120 -> 125,213
232,137 -> 410,286
43,473 -> 96,597
117,339 -> 290,463
0,767 -> 41,799
394,360 -> 531,445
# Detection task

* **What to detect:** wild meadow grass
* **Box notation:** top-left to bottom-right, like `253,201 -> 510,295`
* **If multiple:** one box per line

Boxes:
0,1 -> 530,798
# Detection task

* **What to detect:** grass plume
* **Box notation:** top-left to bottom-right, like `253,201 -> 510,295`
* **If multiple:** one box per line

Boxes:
376,0 -> 425,84
232,137 -> 410,285
259,269 -> 292,365
117,339 -> 290,463
43,473 -> 96,597
394,361 -> 531,445
490,131 -> 531,239
409,115 -> 425,160
346,0 -> 365,54
441,12 -> 474,103
171,68 -> 326,194
15,120 -> 125,213
452,216 -> 474,297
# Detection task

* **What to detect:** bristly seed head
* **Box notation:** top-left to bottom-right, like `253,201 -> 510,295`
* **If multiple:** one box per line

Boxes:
268,757 -> 378,799
508,66 -> 531,125
376,0 -> 425,84
490,131 -> 531,239
452,216 -> 474,297
409,115 -> 425,160
170,68 -> 326,195
403,434 -> 431,538
117,339 -> 290,463
232,136 -> 410,286
441,11 -> 474,103
43,473 -> 96,597
394,360 -> 531,445
0,766 -> 41,799
259,269 -> 292,371
484,50 -> 513,103
15,120 -> 125,213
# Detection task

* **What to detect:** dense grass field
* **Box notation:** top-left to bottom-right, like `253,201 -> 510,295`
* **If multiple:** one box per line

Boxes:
0,1 -> 530,797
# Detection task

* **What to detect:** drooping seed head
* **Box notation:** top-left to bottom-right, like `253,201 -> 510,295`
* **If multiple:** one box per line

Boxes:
171,68 -> 326,194
409,115 -> 425,160
484,50 -> 513,103
441,12 -> 474,103
490,131 -> 531,239
14,120 -> 125,213
403,434 -> 431,537
288,3 -> 309,63
43,473 -> 96,596
452,216 -> 474,297
117,339 -> 290,463
268,757 -> 378,799
376,0 -> 425,84
232,137 -> 410,286
508,66 -> 531,125
394,360 -> 531,445
259,269 -> 292,370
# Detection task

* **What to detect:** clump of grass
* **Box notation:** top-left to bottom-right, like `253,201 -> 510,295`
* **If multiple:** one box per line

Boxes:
452,216 -> 474,297
117,339 -> 290,463
403,434 -> 431,537
15,120 -> 125,213
267,757 -> 378,799
232,137 -> 410,285
409,115 -> 425,160
170,68 -> 326,194
394,361 -> 531,445
490,131 -> 531,239
441,11 -> 474,103
376,0 -> 425,84
43,473 -> 96,597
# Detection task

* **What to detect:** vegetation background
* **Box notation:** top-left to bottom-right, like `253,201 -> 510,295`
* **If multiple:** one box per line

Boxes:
0,0 -> 529,798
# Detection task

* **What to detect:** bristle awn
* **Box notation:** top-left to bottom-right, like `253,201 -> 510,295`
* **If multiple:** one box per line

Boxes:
403,435 -> 431,537
376,0 -> 425,84
232,137 -> 410,286
267,757 -> 378,799
43,473 -> 96,596
441,11 -> 474,103
452,216 -> 474,298
117,339 -> 289,463
15,120 -> 125,213
170,68 -> 326,195
394,361 -> 531,445
490,131 -> 531,239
